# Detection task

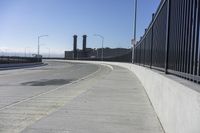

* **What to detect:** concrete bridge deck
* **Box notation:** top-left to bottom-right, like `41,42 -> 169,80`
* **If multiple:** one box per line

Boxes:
0,61 -> 163,133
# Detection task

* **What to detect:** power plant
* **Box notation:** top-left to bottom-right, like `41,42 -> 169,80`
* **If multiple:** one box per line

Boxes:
70,34 -> 89,59
65,35 -> 131,62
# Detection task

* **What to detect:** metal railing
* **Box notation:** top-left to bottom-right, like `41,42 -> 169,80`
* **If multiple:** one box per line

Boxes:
0,56 -> 42,64
134,0 -> 200,83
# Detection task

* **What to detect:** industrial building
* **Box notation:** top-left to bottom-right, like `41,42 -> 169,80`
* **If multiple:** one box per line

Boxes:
64,35 -> 131,61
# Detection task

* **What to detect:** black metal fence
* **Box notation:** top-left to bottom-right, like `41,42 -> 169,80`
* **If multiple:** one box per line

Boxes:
0,56 -> 42,64
134,0 -> 200,83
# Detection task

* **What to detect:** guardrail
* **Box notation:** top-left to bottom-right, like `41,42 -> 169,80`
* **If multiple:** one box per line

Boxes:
0,56 -> 42,64
67,52 -> 132,63
134,0 -> 200,83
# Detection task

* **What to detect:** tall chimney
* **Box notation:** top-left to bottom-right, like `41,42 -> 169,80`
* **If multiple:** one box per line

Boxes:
82,35 -> 87,52
73,35 -> 78,59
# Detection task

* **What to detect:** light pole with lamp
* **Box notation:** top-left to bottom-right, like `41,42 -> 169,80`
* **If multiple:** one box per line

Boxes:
94,34 -> 104,61
37,35 -> 48,62
132,0 -> 137,63
38,35 -> 48,56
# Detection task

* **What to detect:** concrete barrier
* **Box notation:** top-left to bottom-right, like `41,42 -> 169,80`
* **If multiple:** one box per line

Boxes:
55,60 -> 200,133
0,63 -> 45,70
127,64 -> 200,133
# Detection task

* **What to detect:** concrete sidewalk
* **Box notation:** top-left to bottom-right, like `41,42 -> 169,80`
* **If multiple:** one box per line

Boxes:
22,65 -> 164,133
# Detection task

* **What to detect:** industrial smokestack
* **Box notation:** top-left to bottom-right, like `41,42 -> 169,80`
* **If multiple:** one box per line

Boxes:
82,35 -> 87,52
73,35 -> 78,59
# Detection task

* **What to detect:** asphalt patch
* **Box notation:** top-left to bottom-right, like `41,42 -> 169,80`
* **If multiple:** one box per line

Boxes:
21,79 -> 73,86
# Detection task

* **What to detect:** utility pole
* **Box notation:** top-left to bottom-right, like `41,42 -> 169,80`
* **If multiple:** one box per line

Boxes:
132,0 -> 137,63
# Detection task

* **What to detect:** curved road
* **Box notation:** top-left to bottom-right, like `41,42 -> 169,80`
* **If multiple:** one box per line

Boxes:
0,60 -> 163,133
0,61 -> 110,132
0,61 -> 102,109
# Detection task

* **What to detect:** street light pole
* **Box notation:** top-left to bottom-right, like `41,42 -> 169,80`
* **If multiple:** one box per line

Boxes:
38,35 -> 48,56
94,34 -> 104,61
132,0 -> 137,63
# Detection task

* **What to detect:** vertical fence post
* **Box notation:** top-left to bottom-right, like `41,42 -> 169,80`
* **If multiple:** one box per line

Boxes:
150,14 -> 155,69
198,0 -> 200,78
165,0 -> 171,74
195,0 -> 200,78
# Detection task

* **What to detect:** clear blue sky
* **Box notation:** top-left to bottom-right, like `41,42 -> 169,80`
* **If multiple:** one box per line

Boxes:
0,0 -> 160,56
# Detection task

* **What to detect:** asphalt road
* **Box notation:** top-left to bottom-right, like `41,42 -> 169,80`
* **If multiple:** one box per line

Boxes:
0,60 -> 163,133
0,61 -> 100,109
0,61 -> 110,133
